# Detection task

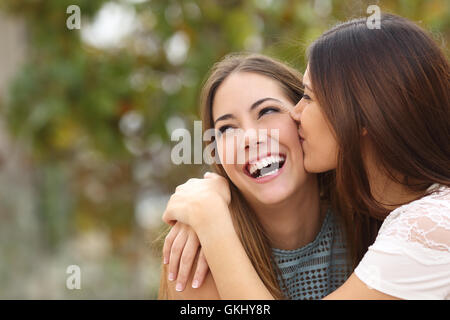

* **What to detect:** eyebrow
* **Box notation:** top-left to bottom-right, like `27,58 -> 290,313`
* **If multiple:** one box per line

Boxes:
213,97 -> 282,126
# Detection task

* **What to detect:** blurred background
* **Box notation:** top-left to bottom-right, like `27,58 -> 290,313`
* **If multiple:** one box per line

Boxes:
0,0 -> 447,299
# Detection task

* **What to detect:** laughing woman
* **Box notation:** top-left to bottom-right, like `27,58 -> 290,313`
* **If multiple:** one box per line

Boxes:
157,53 -> 373,299
162,14 -> 450,299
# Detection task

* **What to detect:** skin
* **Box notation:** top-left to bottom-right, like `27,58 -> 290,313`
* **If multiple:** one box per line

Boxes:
212,72 -> 322,250
163,67 -> 338,290
162,222 -> 207,291
163,71 -> 325,297
163,173 -> 400,299
290,67 -> 339,173
163,247 -> 220,299
162,66 -> 431,299
213,72 -> 308,208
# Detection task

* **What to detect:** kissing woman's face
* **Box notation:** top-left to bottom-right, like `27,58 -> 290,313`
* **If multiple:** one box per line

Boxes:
291,67 -> 339,173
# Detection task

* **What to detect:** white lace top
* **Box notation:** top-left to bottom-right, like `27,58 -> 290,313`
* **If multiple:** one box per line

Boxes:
355,184 -> 450,300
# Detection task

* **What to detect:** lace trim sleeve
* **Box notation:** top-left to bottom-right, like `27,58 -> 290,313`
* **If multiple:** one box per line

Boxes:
355,185 -> 450,299
376,185 -> 450,254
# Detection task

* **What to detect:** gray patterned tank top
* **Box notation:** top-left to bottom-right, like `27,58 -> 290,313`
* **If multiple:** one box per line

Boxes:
272,209 -> 351,300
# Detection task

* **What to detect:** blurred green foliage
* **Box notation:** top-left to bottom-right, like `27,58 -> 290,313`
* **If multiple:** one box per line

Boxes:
0,0 -> 448,298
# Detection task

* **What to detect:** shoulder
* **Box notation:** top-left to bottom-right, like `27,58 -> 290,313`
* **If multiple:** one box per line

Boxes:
376,184 -> 450,252
351,185 -> 450,299
162,256 -> 221,300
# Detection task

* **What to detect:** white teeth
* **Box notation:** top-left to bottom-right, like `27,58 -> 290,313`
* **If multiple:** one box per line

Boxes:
248,155 -> 285,176
259,168 -> 279,178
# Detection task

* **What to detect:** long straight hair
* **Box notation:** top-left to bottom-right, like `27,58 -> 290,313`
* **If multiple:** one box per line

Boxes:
307,13 -> 450,266
200,53 -> 306,299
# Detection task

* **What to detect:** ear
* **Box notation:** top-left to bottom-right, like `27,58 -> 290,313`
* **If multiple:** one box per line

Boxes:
362,128 -> 368,136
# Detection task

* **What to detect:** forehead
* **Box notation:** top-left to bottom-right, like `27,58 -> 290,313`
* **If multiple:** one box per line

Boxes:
212,72 -> 287,119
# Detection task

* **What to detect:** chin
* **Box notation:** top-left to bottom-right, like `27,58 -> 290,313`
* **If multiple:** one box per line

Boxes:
303,158 -> 322,173
252,188 -> 294,205
304,161 -> 334,174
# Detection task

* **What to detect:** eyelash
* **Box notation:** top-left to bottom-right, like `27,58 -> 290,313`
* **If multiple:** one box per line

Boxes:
302,94 -> 312,101
218,125 -> 234,134
217,106 -> 280,134
258,106 -> 280,119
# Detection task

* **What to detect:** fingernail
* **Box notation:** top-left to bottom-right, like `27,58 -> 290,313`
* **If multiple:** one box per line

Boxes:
176,283 -> 183,292
168,273 -> 175,281
192,280 -> 199,288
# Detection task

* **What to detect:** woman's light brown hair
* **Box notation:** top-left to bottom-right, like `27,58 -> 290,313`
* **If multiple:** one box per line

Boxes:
200,53 -> 305,299
159,52 -> 345,299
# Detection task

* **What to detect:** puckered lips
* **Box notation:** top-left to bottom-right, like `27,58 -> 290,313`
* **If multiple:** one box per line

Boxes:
244,153 -> 286,183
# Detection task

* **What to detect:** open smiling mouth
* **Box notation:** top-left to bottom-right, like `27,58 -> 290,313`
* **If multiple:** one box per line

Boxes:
245,154 -> 286,179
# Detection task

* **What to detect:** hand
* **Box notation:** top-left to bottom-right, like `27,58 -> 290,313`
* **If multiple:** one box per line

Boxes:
162,222 -> 210,291
162,172 -> 231,229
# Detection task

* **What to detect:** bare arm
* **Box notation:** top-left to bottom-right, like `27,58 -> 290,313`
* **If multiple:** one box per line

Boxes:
162,173 -> 274,299
192,204 -> 399,300
162,173 -> 402,300
194,205 -> 274,300
324,273 -> 400,300
191,215 -> 399,300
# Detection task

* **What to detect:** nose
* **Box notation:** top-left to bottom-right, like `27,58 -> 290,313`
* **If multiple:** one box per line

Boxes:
243,129 -> 265,151
291,100 -> 303,123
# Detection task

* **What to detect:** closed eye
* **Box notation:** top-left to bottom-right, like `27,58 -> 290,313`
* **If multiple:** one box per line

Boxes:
258,106 -> 280,119
301,94 -> 312,101
217,125 -> 235,135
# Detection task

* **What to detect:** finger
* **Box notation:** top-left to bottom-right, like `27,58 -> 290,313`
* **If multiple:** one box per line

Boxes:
192,249 -> 209,289
162,198 -> 173,225
203,171 -> 212,178
168,229 -> 188,282
175,233 -> 200,292
162,223 -> 180,265
162,194 -> 179,225
203,172 -> 221,179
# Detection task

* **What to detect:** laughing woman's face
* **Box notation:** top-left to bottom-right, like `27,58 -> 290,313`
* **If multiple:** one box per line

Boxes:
291,67 -> 339,173
212,71 -> 311,205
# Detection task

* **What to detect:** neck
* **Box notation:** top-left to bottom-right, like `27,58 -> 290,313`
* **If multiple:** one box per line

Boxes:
369,169 -> 426,211
248,175 -> 324,250
364,148 -> 427,210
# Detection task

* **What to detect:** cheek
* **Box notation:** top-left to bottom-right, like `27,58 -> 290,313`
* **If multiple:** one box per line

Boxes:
315,115 -> 338,155
279,123 -> 305,164
265,116 -> 299,141
312,119 -> 339,169
273,115 -> 301,139
303,107 -> 325,143
301,107 -> 314,130
216,136 -> 238,165
324,131 -> 339,162
216,139 -> 239,179
221,162 -> 237,180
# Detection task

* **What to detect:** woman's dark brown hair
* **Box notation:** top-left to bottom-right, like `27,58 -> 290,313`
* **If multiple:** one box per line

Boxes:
307,13 -> 450,267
